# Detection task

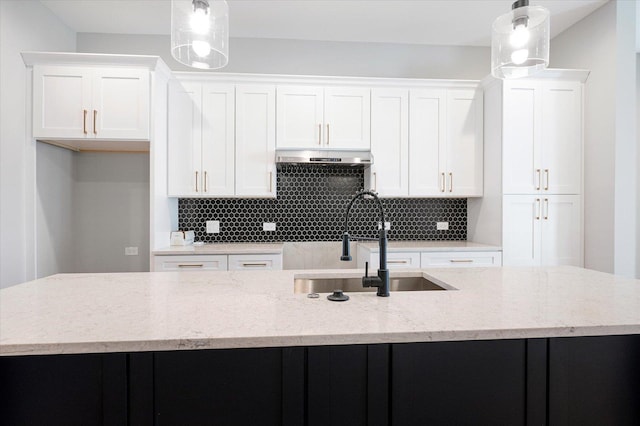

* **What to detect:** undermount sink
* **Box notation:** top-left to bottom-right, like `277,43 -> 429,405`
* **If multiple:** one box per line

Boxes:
294,275 -> 448,294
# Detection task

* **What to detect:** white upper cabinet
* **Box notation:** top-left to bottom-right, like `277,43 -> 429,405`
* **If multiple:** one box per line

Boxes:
503,80 -> 582,195
167,81 -> 235,197
276,85 -> 370,149
33,65 -> 150,140
409,87 -> 483,197
235,84 -> 276,198
370,88 -> 409,197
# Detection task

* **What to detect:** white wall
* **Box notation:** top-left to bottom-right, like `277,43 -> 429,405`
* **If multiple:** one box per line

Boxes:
77,33 -> 492,79
0,0 -> 75,288
637,53 -> 640,278
550,1 -> 638,277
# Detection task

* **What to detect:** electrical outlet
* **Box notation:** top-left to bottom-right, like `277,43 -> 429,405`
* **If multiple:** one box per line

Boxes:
263,222 -> 276,231
125,247 -> 138,256
206,220 -> 220,233
377,221 -> 391,230
436,222 -> 449,231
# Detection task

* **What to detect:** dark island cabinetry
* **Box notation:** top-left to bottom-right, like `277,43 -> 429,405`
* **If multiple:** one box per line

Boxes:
2,335 -> 639,425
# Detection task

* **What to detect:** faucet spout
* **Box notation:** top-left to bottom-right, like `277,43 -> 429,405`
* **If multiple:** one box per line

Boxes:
340,190 -> 390,297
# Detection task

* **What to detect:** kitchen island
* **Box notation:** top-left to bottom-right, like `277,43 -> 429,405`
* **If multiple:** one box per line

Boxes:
2,266 -> 639,425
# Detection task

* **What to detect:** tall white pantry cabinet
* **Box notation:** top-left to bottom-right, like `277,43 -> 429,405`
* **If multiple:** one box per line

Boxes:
469,69 -> 589,267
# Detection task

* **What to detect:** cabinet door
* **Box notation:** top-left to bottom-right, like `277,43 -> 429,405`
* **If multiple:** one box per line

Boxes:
366,251 -> 421,270
323,87 -> 371,149
168,80 -> 202,197
502,81 -> 541,194
201,83 -> 235,196
541,82 -> 582,194
541,195 -> 582,266
153,255 -> 228,271
502,195 -> 542,266
408,89 -> 446,196
33,65 -> 92,139
236,85 -> 276,197
92,68 -> 150,140
276,85 -> 323,148
421,251 -> 502,267
446,89 -> 483,196
370,89 -> 408,196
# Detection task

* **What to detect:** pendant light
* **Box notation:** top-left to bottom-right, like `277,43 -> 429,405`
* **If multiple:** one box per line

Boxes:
171,0 -> 229,70
491,0 -> 550,79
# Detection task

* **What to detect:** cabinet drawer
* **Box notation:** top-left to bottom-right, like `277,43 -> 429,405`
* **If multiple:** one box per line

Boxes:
366,252 -> 421,270
420,251 -> 502,268
228,254 -> 283,271
154,255 -> 228,271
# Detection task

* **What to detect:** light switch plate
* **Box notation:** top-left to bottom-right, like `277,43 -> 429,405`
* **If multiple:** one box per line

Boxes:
125,247 -> 138,256
377,221 -> 391,230
206,220 -> 220,233
436,222 -> 449,231
263,222 -> 276,231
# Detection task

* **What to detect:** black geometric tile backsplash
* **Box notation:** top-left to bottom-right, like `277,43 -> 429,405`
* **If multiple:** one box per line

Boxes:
178,165 -> 467,242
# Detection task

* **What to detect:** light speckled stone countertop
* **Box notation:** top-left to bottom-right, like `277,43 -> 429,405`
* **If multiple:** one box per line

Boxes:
1,266 -> 639,356
153,243 -> 284,255
357,240 -> 501,252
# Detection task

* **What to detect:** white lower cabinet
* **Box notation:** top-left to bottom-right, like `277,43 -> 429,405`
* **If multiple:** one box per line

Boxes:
154,253 -> 282,272
502,195 -> 582,266
420,251 -> 502,268
154,255 -> 228,271
357,246 -> 501,269
228,254 -> 283,271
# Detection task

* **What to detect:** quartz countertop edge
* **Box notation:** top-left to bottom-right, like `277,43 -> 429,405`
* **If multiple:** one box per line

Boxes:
1,266 -> 639,356
356,241 -> 502,252
153,242 -> 284,255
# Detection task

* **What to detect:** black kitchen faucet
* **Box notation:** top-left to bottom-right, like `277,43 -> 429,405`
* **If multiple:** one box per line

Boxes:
340,190 -> 390,297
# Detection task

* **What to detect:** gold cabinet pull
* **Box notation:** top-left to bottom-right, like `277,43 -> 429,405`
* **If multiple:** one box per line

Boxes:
535,169 -> 541,190
241,262 -> 269,267
544,198 -> 549,220
440,172 -> 445,192
449,172 -> 453,193
204,171 -> 207,193
318,124 -> 322,145
178,264 -> 204,268
544,169 -> 549,190
449,259 -> 473,263
195,171 -> 199,192
83,109 -> 88,135
535,198 -> 541,220
93,110 -> 97,135
387,259 -> 409,264
326,123 -> 330,145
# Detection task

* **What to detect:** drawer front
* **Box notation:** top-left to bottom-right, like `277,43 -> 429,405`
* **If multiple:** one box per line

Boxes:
153,255 -> 228,271
420,251 -> 502,268
367,252 -> 421,270
228,254 -> 283,271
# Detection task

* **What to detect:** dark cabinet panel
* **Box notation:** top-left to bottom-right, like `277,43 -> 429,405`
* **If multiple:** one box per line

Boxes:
307,344 -> 371,426
153,347 -> 286,426
391,339 -> 527,425
548,334 -> 640,426
0,353 -> 126,426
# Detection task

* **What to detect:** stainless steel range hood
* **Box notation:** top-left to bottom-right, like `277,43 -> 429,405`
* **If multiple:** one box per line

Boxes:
275,149 -> 373,166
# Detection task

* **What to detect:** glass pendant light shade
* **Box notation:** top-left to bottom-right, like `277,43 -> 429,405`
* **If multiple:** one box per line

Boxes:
171,0 -> 229,70
491,1 -> 549,79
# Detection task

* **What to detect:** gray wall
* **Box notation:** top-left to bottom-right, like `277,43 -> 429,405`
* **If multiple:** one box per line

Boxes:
74,153 -> 150,273
550,1 -> 638,277
0,0 -> 76,288
77,33 -> 492,79
36,143 -> 76,277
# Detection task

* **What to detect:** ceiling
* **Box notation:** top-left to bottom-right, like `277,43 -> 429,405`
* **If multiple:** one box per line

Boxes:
40,0 -> 609,47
